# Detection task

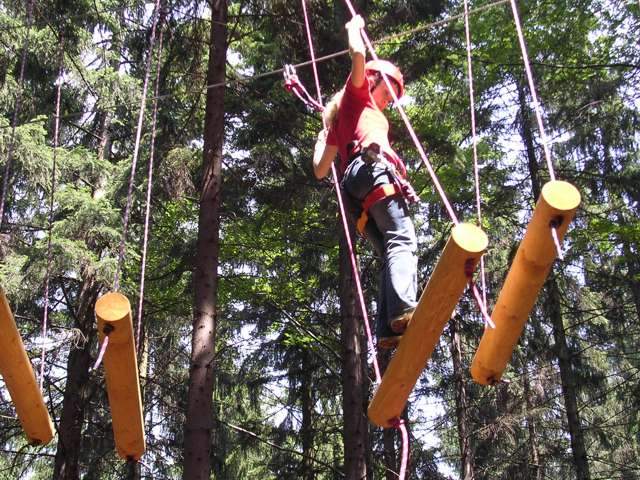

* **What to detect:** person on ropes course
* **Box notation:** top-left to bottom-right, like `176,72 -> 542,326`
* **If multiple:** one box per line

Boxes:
313,15 -> 419,349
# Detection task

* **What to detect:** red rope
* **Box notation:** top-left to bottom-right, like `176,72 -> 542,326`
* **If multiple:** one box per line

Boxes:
283,66 -> 325,113
300,0 -> 382,384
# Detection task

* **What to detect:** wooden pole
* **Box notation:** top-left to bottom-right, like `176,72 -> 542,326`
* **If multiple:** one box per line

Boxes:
470,180 -> 581,385
0,287 -> 54,445
368,223 -> 488,428
95,292 -> 145,460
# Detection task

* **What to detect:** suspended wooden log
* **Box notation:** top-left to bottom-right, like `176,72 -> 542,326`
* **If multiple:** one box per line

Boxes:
368,223 -> 488,428
0,287 -> 54,445
95,292 -> 145,460
470,180 -> 581,385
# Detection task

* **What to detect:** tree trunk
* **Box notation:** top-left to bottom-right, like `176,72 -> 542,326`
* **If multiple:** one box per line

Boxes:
522,366 -> 542,480
84,6 -> 125,165
301,349 -> 315,480
548,278 -> 591,480
516,76 -> 542,201
0,0 -> 32,228
449,315 -> 475,480
125,460 -> 141,480
517,63 -> 591,480
375,349 -> 397,480
53,270 -> 99,479
182,1 -> 226,479
628,260 -> 640,322
339,227 -> 369,480
210,375 -> 226,479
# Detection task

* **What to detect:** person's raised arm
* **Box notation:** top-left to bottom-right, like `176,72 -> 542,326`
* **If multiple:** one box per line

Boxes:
346,15 -> 366,89
313,128 -> 338,179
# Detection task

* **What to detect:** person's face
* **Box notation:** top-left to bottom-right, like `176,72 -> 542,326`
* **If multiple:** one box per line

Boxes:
372,78 -> 400,110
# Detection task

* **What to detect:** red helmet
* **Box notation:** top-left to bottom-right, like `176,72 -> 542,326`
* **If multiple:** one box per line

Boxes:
365,59 -> 405,98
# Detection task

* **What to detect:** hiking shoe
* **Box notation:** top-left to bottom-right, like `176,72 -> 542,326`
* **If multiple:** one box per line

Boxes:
389,308 -> 415,334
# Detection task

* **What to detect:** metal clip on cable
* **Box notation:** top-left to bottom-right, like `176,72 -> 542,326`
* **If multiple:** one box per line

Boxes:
282,64 -> 324,113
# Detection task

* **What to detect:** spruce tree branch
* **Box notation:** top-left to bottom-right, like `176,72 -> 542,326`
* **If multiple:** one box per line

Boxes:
219,419 -> 346,477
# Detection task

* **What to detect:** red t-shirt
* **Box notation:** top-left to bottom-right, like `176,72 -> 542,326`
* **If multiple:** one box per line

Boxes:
326,74 -> 406,177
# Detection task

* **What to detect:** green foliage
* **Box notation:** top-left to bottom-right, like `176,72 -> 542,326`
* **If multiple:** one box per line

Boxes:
0,0 -> 637,478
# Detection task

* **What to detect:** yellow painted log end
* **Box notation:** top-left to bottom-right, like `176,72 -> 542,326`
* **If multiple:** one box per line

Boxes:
95,292 -> 133,344
470,359 -> 501,386
542,180 -> 581,212
451,222 -> 489,254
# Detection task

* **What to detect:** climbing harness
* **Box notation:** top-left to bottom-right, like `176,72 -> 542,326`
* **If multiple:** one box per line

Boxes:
356,183 -> 401,233
345,142 -> 419,235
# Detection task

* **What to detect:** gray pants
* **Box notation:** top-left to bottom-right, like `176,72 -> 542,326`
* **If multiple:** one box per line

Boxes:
342,157 -> 418,338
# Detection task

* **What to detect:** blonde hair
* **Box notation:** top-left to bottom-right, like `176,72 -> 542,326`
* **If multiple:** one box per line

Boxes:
323,88 -> 344,129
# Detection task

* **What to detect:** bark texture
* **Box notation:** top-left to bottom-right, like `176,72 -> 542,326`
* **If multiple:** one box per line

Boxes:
339,227 -> 369,480
182,1 -> 227,478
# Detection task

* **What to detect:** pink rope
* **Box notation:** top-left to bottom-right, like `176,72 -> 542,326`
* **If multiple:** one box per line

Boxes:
136,14 -> 165,355
391,418 -> 410,478
471,283 -> 495,329
508,0 -> 556,181
463,0 -> 488,308
550,225 -> 564,260
465,261 -> 494,328
0,0 -> 33,228
113,0 -> 162,292
40,40 -> 65,390
331,164 -> 382,384
91,335 -> 110,371
301,0 -> 382,384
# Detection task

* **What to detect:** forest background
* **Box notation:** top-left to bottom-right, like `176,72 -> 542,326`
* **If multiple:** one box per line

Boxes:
0,0 -> 638,479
